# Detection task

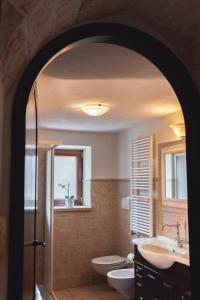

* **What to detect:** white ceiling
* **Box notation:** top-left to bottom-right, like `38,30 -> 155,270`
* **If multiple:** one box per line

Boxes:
36,43 -> 180,132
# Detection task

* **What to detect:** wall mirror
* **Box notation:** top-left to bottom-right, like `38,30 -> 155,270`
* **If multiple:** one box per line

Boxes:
160,140 -> 187,208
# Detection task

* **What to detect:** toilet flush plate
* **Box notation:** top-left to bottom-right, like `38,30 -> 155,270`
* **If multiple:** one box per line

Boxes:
121,197 -> 130,210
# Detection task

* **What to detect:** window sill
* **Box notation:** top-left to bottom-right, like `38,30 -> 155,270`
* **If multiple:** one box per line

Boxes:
162,199 -> 188,210
54,206 -> 92,212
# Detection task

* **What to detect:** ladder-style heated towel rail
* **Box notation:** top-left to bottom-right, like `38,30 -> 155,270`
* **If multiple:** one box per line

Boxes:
130,136 -> 154,237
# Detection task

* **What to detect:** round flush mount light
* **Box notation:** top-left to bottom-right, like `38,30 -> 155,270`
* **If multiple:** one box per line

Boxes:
81,104 -> 109,116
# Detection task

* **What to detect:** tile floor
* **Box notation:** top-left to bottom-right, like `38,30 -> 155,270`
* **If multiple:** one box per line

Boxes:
54,284 -> 126,300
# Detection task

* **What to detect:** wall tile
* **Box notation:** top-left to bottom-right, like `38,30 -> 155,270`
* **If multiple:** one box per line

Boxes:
53,180 -> 118,290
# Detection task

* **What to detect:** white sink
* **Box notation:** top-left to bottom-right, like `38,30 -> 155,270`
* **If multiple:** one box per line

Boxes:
134,236 -> 189,269
138,242 -> 174,269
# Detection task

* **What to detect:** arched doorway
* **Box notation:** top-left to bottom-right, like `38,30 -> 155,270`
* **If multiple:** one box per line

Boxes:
8,23 -> 200,299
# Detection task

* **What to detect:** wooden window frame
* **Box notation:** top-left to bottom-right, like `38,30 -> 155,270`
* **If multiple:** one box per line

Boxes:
54,149 -> 83,206
159,140 -> 187,209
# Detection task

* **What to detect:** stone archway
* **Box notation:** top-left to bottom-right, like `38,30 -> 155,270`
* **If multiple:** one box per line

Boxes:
8,23 -> 200,300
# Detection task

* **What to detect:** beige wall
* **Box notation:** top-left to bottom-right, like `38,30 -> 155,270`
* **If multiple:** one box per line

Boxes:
117,110 -> 189,241
117,110 -> 184,179
39,129 -> 118,179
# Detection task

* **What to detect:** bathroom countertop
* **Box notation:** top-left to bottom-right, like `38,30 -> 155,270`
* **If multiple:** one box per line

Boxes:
132,235 -> 190,266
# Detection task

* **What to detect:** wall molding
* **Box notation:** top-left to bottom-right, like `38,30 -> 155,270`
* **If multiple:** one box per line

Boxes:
160,207 -> 188,214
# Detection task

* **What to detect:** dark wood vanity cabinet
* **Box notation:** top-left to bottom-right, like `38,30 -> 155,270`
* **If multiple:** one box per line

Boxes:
135,262 -> 162,300
160,280 -> 177,300
135,264 -> 160,300
134,247 -> 191,300
182,292 -> 192,300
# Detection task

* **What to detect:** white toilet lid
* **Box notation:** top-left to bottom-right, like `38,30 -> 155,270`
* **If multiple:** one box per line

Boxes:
92,255 -> 125,266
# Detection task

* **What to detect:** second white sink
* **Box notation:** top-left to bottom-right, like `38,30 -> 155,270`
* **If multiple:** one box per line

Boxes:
134,236 -> 189,269
138,242 -> 174,269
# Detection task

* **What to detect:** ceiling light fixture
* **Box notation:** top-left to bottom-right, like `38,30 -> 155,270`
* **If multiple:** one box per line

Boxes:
170,122 -> 186,139
81,104 -> 109,116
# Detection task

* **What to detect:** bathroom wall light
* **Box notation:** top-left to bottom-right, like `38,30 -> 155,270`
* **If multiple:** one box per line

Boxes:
81,104 -> 109,116
170,122 -> 186,139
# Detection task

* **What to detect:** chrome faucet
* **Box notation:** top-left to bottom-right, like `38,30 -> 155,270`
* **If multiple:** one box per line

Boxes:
129,230 -> 141,238
161,221 -> 183,247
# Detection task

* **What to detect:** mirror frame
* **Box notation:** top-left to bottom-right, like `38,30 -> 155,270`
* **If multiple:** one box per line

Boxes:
159,140 -> 187,209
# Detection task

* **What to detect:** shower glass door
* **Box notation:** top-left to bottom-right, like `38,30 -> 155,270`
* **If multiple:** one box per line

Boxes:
23,86 -> 39,300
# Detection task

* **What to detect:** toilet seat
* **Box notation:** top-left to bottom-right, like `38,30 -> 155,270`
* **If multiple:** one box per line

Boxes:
91,254 -> 133,275
107,268 -> 135,300
107,268 -> 135,279
91,255 -> 133,275
92,255 -> 125,266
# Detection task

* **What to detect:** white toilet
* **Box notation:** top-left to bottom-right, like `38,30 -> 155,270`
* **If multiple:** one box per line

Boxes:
107,268 -> 135,300
91,254 -> 133,275
91,253 -> 135,299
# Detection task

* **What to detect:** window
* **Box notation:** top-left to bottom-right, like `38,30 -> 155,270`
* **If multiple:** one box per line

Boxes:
54,149 -> 83,206
165,152 -> 187,200
53,146 -> 92,209
160,141 -> 187,208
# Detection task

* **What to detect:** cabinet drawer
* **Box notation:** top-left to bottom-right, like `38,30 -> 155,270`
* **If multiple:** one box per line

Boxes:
135,282 -> 144,300
160,281 -> 178,300
135,273 -> 143,284
135,263 -> 143,276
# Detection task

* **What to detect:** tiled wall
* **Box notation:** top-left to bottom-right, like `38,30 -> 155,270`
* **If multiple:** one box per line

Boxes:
155,179 -> 189,242
115,171 -> 189,252
36,147 -> 132,291
37,148 -> 188,292
156,208 -> 188,241
53,180 -> 118,290
115,179 -> 188,253
52,178 -> 138,291
116,180 -> 133,257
